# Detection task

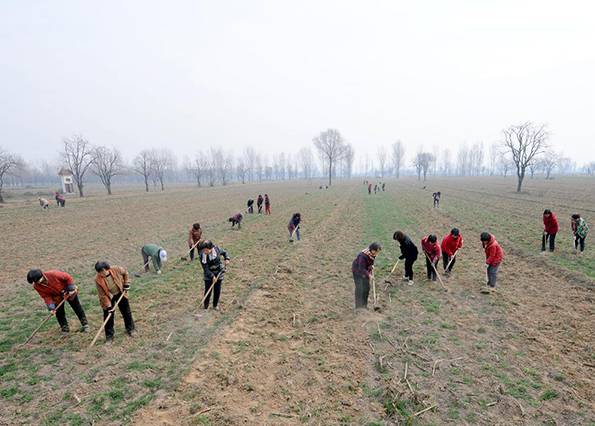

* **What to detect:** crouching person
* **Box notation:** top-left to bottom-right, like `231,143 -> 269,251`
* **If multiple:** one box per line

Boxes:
141,244 -> 167,274
94,262 -> 135,343
199,240 -> 231,310
421,234 -> 441,282
229,213 -> 243,229
480,232 -> 504,294
26,269 -> 89,335
351,242 -> 381,309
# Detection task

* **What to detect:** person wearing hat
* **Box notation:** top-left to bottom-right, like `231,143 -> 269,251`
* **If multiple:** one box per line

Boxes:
480,232 -> 504,294
26,269 -> 89,335
94,261 -> 135,343
441,228 -> 464,275
141,244 -> 167,274
198,240 -> 231,310
421,234 -> 441,282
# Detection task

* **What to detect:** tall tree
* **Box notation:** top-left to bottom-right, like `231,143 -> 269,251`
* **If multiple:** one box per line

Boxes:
313,129 -> 347,186
342,144 -> 355,179
298,147 -> 314,180
377,146 -> 388,178
503,122 -> 548,192
0,147 -> 23,203
133,150 -> 152,192
150,149 -> 175,191
391,140 -> 405,178
414,152 -> 434,181
62,135 -> 95,197
92,146 -> 123,195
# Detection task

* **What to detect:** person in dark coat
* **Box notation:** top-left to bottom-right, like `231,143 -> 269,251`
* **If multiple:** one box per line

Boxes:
288,213 -> 301,242
247,199 -> 254,214
198,240 -> 231,310
351,242 -> 382,309
257,194 -> 264,214
393,231 -> 418,285
229,213 -> 243,229
433,192 -> 441,208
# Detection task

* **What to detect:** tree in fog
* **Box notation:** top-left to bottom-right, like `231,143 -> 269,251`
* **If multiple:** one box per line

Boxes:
243,147 -> 256,182
540,150 -> 558,179
469,143 -> 484,175
391,140 -> 405,178
313,129 -> 347,186
188,151 -> 208,187
497,151 -> 513,177
0,147 -> 23,203
62,135 -> 95,197
133,150 -> 152,192
414,152 -> 434,181
586,161 -> 595,176
377,146 -> 388,178
440,148 -> 452,176
342,144 -> 355,179
236,158 -> 248,184
488,144 -> 499,176
92,146 -> 123,195
150,149 -> 176,191
298,147 -> 314,180
502,122 -> 548,192
456,144 -> 469,176
557,157 -> 574,175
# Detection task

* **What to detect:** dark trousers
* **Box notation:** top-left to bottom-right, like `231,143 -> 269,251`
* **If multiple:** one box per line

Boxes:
425,258 -> 438,280
542,232 -> 556,251
55,295 -> 88,330
574,235 -> 585,252
204,278 -> 223,308
404,257 -> 416,280
487,264 -> 499,288
257,204 -> 262,213
142,249 -> 151,271
103,294 -> 135,338
248,205 -> 253,213
189,245 -> 199,261
442,252 -> 456,272
433,199 -> 439,208
353,273 -> 370,308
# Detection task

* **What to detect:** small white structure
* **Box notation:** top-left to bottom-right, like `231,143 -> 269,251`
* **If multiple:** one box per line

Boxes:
58,168 -> 75,194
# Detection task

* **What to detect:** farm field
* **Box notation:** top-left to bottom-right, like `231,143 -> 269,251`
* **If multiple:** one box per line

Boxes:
0,177 -> 593,425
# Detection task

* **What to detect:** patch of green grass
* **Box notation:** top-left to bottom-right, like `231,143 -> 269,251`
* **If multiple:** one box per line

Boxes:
540,390 -> 559,401
421,298 -> 440,314
127,360 -> 155,371
361,383 -> 383,398
0,386 -> 18,399
143,378 -> 162,389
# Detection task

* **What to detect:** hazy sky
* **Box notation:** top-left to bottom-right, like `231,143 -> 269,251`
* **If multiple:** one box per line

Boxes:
1,0 -> 594,166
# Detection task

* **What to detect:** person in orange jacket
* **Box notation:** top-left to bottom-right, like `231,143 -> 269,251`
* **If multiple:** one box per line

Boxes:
480,232 -> 504,294
26,269 -> 89,335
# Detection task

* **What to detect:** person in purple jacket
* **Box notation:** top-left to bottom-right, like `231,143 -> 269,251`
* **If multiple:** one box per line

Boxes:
228,213 -> 243,229
351,242 -> 382,309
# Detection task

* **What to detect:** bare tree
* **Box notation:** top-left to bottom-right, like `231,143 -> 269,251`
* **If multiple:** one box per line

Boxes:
488,143 -> 499,176
413,152 -> 434,181
540,150 -> 558,179
189,151 -> 208,187
243,147 -> 256,182
92,146 -> 123,195
313,129 -> 347,186
0,147 -> 23,203
440,148 -> 452,176
469,143 -> 484,175
62,135 -> 95,197
391,140 -> 405,178
456,144 -> 469,176
342,144 -> 355,178
298,147 -> 315,180
150,149 -> 175,191
497,151 -> 513,177
377,146 -> 388,178
133,150 -> 152,192
236,158 -> 248,184
503,122 -> 548,192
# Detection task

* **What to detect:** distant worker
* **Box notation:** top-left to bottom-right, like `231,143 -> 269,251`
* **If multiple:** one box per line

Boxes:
247,199 -> 254,214
288,213 -> 302,242
94,262 -> 135,343
393,231 -> 419,285
26,269 -> 89,335
368,183 -> 372,195
441,228 -> 463,275
229,213 -> 243,229
571,214 -> 589,254
433,192 -> 441,208
55,192 -> 66,207
351,242 -> 382,309
257,194 -> 264,214
382,183 -> 386,192
264,194 -> 271,215
141,244 -> 167,274
542,209 -> 559,252
421,234 -> 441,282
374,184 -> 378,194
39,197 -> 49,209
480,232 -> 504,294
188,223 -> 203,261
198,240 -> 231,310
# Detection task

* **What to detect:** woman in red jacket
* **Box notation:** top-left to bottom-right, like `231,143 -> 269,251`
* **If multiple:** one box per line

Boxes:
421,234 -> 441,282
542,209 -> 559,252
441,228 -> 463,275
480,232 -> 504,294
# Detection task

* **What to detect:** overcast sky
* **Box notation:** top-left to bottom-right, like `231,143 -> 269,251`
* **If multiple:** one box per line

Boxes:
1,0 -> 594,167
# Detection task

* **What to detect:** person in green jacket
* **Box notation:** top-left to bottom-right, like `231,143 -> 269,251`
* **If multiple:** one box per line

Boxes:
571,214 -> 589,254
141,244 -> 167,274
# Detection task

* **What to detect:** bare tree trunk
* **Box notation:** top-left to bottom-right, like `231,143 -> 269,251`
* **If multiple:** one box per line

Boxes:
107,183 -> 112,195
328,158 -> 332,186
77,183 -> 84,198
516,169 -> 525,192
144,176 -> 149,192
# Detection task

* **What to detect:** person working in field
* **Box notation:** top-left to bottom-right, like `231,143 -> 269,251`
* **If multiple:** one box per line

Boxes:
432,192 -> 441,208
257,194 -> 264,214
441,228 -> 463,275
264,194 -> 271,215
38,197 -> 50,209
421,234 -> 441,282
26,269 -> 89,335
351,242 -> 382,309
54,192 -> 66,207
368,183 -> 372,194
229,213 -> 243,229
542,209 -> 559,252
141,244 -> 167,274
247,199 -> 254,214
393,231 -> 418,285
188,223 -> 203,261
198,240 -> 231,310
94,262 -> 135,343
571,214 -> 589,254
480,232 -> 504,294
288,212 -> 301,242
